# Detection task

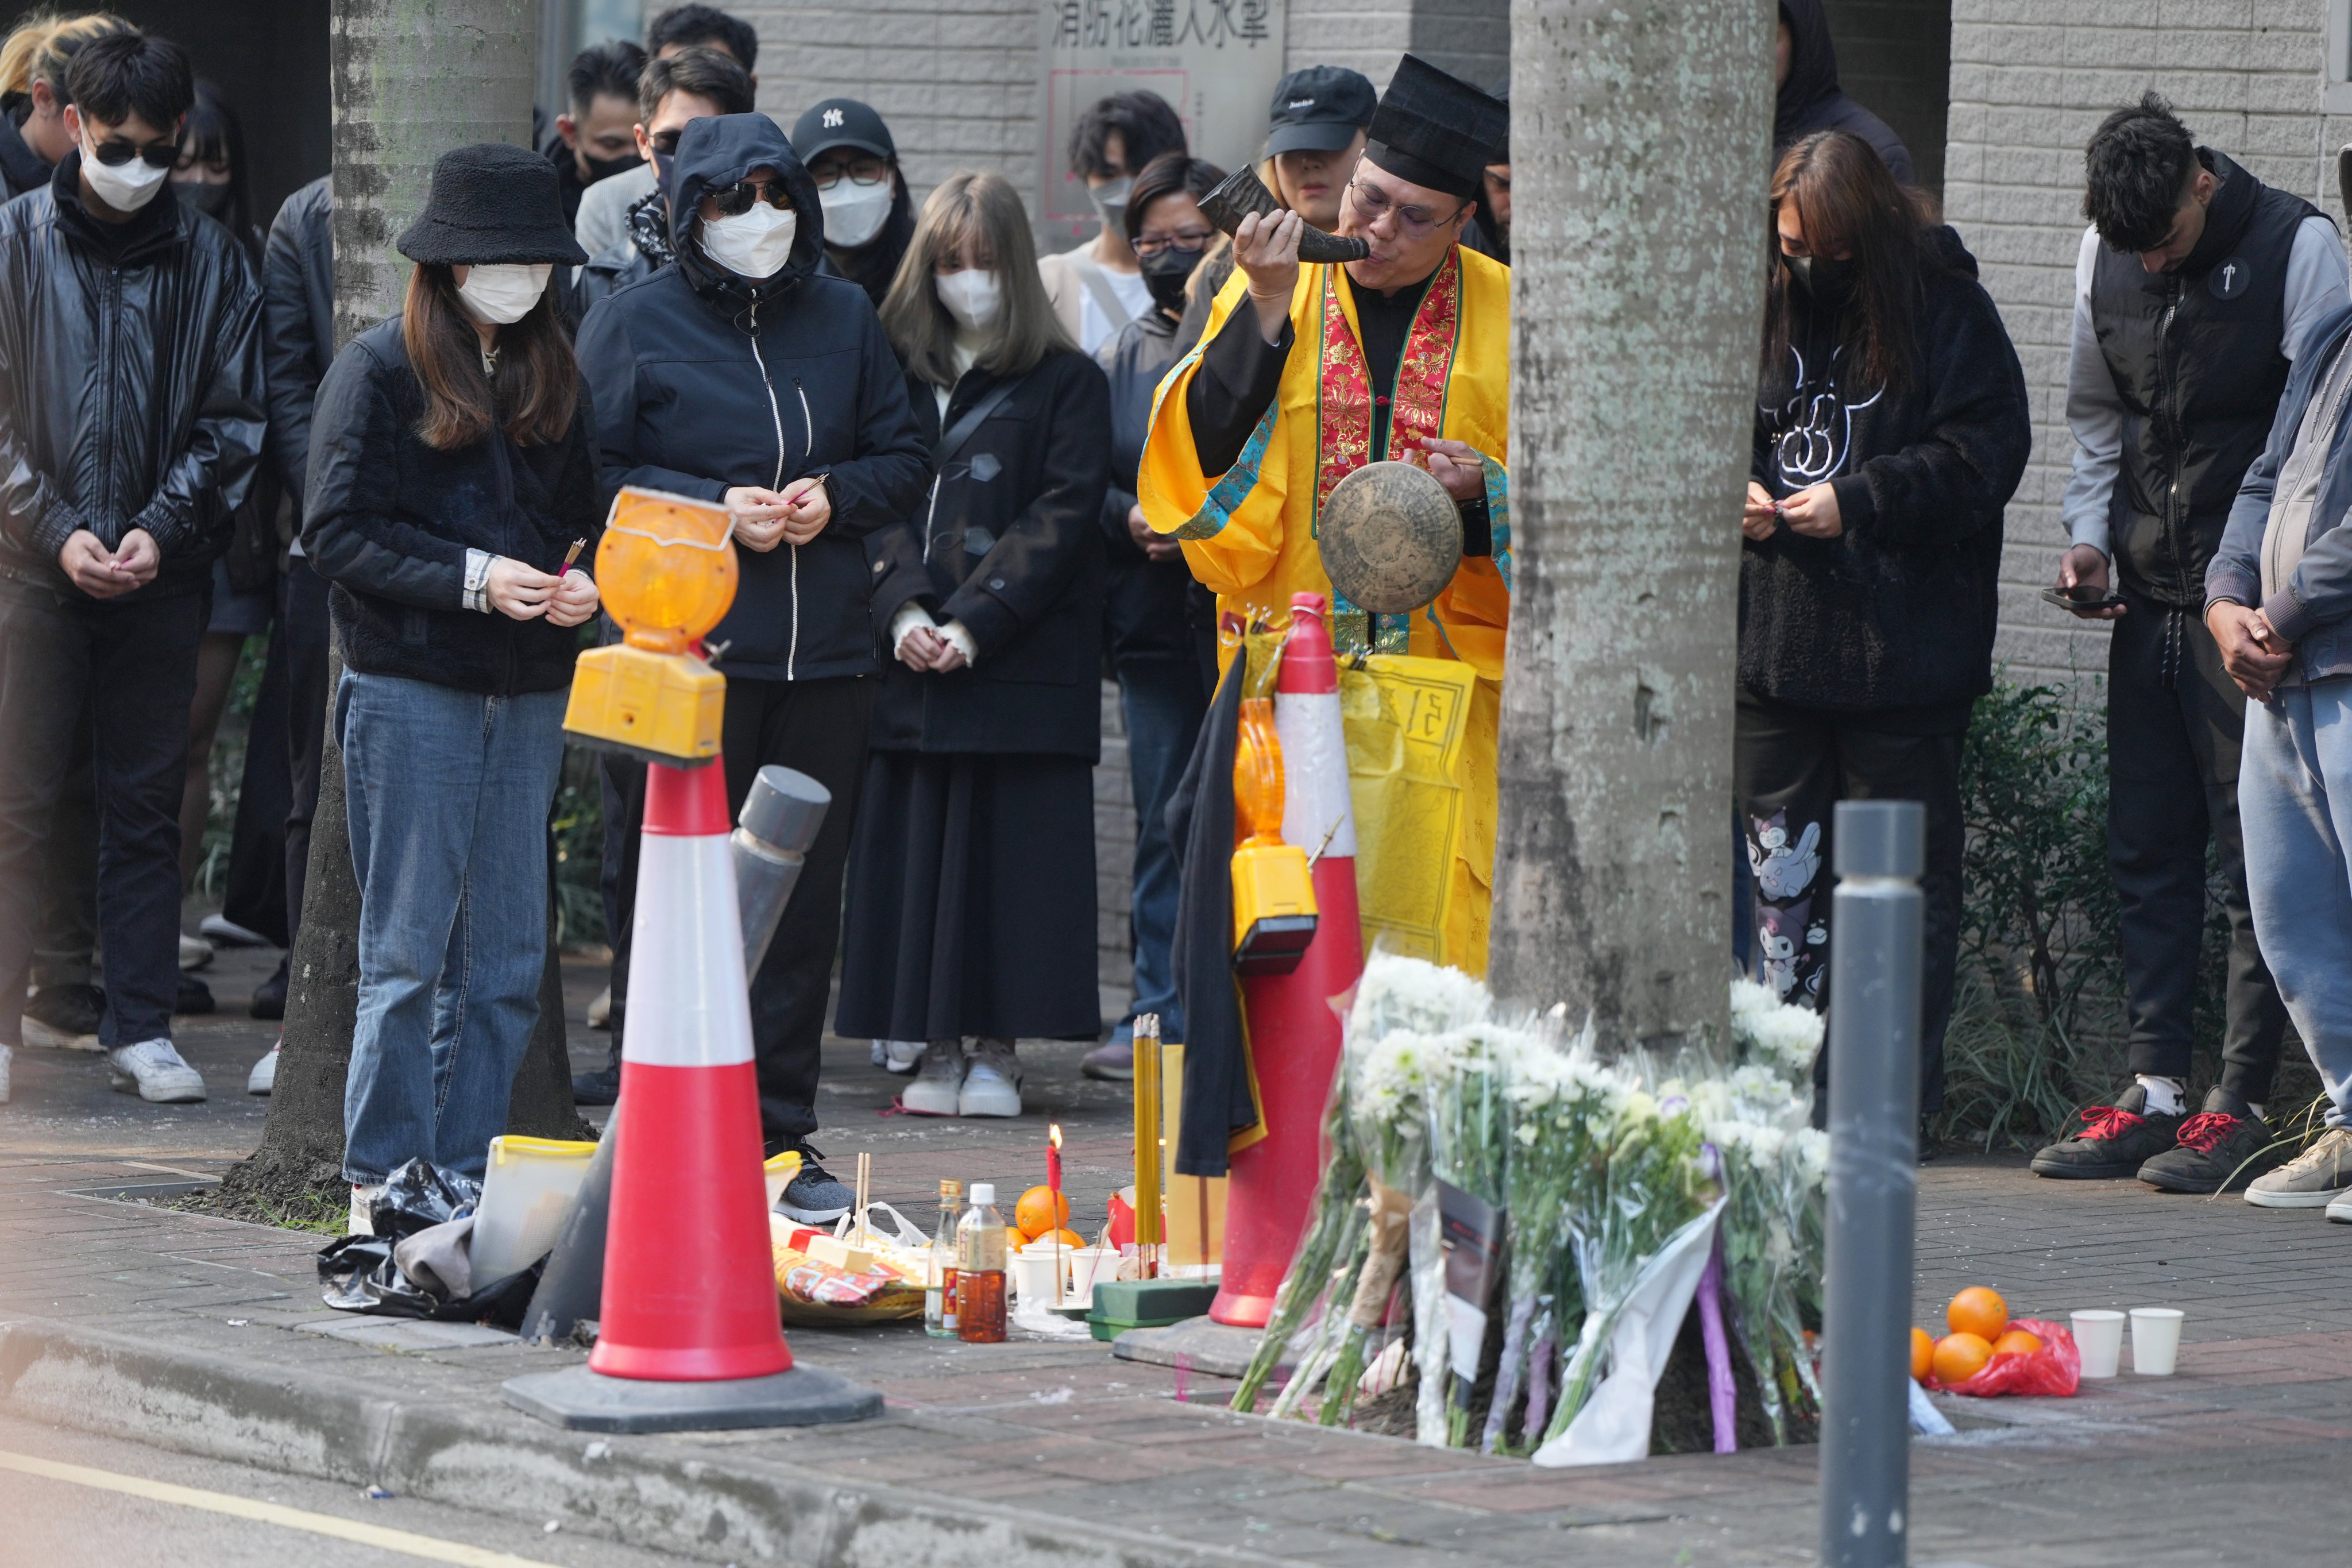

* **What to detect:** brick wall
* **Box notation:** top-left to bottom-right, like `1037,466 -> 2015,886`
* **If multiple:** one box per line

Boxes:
1824,0 -> 1953,194
1942,1 -> 2343,696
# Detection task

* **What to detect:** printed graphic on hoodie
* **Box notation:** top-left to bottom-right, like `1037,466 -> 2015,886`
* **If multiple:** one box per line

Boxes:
1767,342 -> 1882,492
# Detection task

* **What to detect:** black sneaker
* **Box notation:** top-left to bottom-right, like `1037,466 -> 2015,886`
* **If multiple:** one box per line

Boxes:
571,1057 -> 620,1107
2030,1084 -> 2183,1179
22,983 -> 105,1050
2138,1087 -> 2277,1194
175,974 -> 215,1017
775,1150 -> 854,1224
249,955 -> 288,1021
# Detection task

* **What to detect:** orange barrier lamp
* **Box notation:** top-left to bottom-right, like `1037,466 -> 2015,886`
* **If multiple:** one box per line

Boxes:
1230,697 -> 1318,974
563,487 -> 737,767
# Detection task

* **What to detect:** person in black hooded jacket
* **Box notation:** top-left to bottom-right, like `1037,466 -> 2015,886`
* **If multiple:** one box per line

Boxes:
573,112 -> 930,1216
1775,0 -> 1912,186
0,30 -> 264,1107
1739,130 -> 2029,1123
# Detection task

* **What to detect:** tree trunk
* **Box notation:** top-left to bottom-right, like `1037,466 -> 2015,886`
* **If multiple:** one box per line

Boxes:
1485,0 -> 1774,1052
221,0 -> 569,1211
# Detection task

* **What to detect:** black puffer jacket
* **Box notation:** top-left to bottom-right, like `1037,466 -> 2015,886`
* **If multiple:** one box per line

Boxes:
1743,226 -> 2030,713
867,349 -> 1111,759
0,156 -> 266,598
576,114 -> 930,682
302,316 -> 601,695
1775,0 -> 1914,184
262,175 -> 334,510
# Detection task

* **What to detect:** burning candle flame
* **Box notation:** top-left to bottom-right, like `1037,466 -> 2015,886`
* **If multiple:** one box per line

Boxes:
1049,1123 -> 1063,1149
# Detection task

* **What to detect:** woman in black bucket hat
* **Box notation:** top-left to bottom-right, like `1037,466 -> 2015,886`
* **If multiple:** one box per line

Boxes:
302,143 -> 603,1231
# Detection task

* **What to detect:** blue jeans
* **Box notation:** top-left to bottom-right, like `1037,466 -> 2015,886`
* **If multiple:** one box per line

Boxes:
338,671 -> 566,1184
2238,679 -> 2352,1130
1118,655 -> 1210,1041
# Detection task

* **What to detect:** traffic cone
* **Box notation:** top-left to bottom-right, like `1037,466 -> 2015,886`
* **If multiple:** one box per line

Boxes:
1212,593 -> 1365,1328
590,758 -> 786,1380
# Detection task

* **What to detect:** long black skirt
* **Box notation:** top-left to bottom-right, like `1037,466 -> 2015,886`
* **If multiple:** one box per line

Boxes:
836,750 -> 1100,1041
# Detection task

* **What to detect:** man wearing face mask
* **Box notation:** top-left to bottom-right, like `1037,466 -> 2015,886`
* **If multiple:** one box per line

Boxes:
0,28 -> 265,1107
1141,55 -> 1512,974
791,97 -> 913,311
573,113 -> 929,1218
574,44 -> 753,318
1038,90 -> 1187,355
545,40 -> 647,227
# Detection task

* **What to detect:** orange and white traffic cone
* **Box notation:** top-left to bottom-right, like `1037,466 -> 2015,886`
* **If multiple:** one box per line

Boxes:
504,758 -> 876,1432
1212,593 -> 1365,1328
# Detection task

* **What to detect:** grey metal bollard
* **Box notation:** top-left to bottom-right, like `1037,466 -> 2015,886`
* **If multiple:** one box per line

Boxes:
1818,800 -> 1924,1568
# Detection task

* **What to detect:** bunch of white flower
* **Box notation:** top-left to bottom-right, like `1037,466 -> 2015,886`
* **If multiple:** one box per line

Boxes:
1729,976 -> 1825,1081
1349,953 -> 1490,1051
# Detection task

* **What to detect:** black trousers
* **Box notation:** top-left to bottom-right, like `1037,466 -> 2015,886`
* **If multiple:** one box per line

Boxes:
605,674 -> 871,1154
0,580 -> 204,1048
30,704 -> 96,990
280,557 -> 332,948
2107,590 -> 2287,1100
1735,688 -> 1967,1114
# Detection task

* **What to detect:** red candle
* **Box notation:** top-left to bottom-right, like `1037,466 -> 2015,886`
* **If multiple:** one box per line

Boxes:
1046,1123 -> 1063,1205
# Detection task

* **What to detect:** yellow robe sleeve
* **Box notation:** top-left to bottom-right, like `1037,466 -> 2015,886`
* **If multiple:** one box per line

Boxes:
1137,268 -> 1304,600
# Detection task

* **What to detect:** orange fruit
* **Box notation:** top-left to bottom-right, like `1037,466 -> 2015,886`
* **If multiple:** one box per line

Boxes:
1015,1185 -> 1071,1239
1931,1331 -> 1992,1385
1039,1227 -> 1084,1249
1992,1328 -> 2043,1357
1946,1285 -> 2009,1341
1910,1327 -> 1934,1383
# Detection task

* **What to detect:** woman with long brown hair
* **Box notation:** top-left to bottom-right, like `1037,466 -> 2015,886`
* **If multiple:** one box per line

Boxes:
1737,129 -> 2030,1125
841,170 -> 1111,1117
303,145 -> 602,1225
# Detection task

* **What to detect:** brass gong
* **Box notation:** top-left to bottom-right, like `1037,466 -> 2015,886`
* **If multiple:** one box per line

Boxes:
1318,459 -> 1461,615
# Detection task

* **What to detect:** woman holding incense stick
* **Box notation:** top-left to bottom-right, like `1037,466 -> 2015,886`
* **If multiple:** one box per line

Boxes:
302,145 -> 602,1229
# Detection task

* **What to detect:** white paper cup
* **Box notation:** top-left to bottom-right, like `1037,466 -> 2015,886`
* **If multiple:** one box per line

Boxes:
1009,1249 -> 1065,1306
2129,1308 -> 2184,1376
1067,1246 -> 1118,1308
2070,1310 -> 2125,1378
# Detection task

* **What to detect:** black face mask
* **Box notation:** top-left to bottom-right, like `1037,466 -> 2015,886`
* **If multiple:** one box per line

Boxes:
1787,252 -> 1855,304
1140,246 -> 1203,316
178,181 -> 234,221
582,149 -> 643,183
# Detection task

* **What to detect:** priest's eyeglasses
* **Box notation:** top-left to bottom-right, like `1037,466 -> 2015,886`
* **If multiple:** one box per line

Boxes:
1346,177 -> 1466,240
1132,227 -> 1215,258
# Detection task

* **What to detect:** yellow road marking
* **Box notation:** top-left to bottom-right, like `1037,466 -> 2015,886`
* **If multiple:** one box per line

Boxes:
0,1448 -> 563,1568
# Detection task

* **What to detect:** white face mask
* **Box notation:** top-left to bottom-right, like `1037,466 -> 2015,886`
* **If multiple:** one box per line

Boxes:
454,263 -> 553,326
934,269 -> 1002,333
79,129 -> 169,213
818,180 -> 892,250
701,203 -> 798,279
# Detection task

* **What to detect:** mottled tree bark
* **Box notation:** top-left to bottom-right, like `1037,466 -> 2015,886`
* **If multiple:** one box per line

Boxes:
222,0 -> 570,1210
1486,0 -> 1775,1052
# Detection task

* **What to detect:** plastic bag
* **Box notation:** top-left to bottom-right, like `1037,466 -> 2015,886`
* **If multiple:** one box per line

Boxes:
318,1158 -> 543,1326
1933,1319 -> 2080,1398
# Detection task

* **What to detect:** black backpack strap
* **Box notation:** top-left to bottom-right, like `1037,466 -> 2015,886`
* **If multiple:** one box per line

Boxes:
934,375 -> 1023,469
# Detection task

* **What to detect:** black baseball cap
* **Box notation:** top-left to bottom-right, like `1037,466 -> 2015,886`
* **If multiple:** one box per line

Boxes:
1266,65 -> 1375,156
791,98 -> 895,163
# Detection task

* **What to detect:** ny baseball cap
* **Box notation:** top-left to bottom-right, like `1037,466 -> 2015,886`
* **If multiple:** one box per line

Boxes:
1266,65 -> 1376,156
791,98 -> 896,163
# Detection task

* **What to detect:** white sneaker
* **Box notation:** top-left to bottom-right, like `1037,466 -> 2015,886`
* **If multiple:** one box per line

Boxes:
21,1014 -> 101,1052
199,913 -> 271,947
1,1043 -> 12,1104
877,1039 -> 924,1076
107,1038 -> 207,1103
246,1045 -> 279,1096
349,1183 -> 384,1235
899,1040 -> 966,1115
587,986 -> 612,1030
959,1038 -> 1022,1118
179,933 -> 215,971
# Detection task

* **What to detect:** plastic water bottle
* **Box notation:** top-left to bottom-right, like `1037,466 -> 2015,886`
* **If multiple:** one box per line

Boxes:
955,1181 -> 1008,1343
925,1178 -> 963,1338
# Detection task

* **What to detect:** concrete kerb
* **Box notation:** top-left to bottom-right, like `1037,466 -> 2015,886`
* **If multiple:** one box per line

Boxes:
0,1316 -> 1287,1568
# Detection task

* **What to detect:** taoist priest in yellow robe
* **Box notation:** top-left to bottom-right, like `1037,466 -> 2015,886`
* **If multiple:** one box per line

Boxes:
1139,53 -> 1510,971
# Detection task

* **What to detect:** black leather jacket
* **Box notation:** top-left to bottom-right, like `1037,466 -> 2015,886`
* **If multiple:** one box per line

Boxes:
263,175 -> 335,512
0,155 -> 267,598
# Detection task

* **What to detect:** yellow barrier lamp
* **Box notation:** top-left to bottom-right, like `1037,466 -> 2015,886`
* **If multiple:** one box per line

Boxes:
1230,696 -> 1318,974
561,486 -> 739,767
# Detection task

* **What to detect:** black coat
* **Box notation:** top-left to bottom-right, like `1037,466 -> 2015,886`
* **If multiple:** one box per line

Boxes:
575,114 -> 931,683
1743,226 -> 2030,715
867,348 -> 1112,760
0,102 -> 47,200
0,156 -> 266,598
302,316 -> 601,696
263,175 -> 334,514
1098,310 -> 1218,669
1775,0 -> 1914,185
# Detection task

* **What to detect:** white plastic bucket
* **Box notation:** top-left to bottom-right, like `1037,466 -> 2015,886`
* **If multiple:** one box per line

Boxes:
470,1136 -> 596,1285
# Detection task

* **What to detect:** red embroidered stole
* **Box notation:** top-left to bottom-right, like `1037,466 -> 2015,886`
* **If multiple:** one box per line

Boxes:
1314,253 -> 1462,653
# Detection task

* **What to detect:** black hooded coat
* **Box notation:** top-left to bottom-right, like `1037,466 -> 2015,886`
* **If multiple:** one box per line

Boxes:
574,114 -> 931,682
1776,0 -> 1914,185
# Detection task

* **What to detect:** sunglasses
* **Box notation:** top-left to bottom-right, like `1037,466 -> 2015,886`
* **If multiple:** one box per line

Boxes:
706,177 -> 791,218
88,136 -> 177,169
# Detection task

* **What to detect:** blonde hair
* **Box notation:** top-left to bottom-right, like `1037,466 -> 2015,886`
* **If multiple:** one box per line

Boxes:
0,10 -> 130,103
880,170 -> 1072,389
